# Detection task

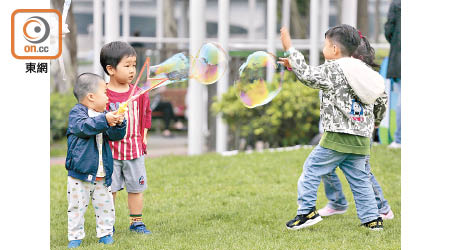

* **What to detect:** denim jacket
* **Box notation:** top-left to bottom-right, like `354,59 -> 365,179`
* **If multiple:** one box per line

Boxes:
287,48 -> 388,138
65,103 -> 127,186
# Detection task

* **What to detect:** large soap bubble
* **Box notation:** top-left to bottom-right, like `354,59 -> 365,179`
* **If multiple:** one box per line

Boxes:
191,42 -> 228,85
235,51 -> 284,108
145,53 -> 190,89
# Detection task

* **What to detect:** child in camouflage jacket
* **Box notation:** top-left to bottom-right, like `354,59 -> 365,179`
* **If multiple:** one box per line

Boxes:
280,24 -> 388,231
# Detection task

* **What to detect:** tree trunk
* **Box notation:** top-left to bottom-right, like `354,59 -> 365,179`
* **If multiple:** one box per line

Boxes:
337,0 -> 342,25
290,0 -> 309,39
50,0 -> 77,93
162,0 -> 178,59
374,0 -> 380,42
357,0 -> 369,36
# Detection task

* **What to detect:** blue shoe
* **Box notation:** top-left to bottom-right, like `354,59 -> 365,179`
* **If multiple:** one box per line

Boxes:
129,221 -> 152,234
68,240 -> 82,248
99,235 -> 114,244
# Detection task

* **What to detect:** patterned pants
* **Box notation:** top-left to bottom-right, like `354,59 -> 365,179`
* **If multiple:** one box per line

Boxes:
67,176 -> 115,241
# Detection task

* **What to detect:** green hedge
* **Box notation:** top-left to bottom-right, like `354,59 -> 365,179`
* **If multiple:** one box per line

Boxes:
212,72 -> 320,148
50,92 -> 77,143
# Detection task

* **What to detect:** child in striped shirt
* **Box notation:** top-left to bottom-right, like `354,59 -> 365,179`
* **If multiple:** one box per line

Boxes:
101,41 -> 153,234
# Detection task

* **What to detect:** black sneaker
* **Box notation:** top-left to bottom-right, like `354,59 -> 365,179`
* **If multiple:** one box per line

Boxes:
362,217 -> 384,231
286,209 -> 323,230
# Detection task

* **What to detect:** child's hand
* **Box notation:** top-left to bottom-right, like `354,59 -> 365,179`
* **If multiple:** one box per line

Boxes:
143,128 -> 148,147
117,112 -> 125,125
277,57 -> 292,70
106,111 -> 120,127
280,27 -> 292,51
143,136 -> 147,146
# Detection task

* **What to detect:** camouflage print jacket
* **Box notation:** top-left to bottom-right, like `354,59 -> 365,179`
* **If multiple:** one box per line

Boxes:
287,48 -> 388,138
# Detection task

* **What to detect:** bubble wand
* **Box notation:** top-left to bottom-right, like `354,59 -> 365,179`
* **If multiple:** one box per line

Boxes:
116,42 -> 228,114
116,77 -> 169,114
116,57 -> 171,115
116,57 -> 152,114
127,57 -> 150,100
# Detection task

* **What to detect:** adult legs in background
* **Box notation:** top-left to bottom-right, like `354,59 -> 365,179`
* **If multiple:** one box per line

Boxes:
153,101 -> 176,137
389,78 -> 401,148
394,79 -> 401,144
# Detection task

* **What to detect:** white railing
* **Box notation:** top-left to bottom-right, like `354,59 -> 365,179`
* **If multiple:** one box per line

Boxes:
121,36 -> 390,50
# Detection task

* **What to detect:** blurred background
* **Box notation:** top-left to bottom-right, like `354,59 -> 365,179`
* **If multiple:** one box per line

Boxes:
50,0 -> 394,161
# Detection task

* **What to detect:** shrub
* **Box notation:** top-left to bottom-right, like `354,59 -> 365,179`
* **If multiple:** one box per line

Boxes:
50,92 -> 77,142
212,72 -> 320,148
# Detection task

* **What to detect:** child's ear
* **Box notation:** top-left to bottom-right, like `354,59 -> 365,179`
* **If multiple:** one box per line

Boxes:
106,65 -> 115,76
333,45 -> 341,56
86,93 -> 95,102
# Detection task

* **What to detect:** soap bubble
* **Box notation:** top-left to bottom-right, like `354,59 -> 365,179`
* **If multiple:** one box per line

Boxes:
191,42 -> 228,85
144,53 -> 190,89
235,51 -> 284,108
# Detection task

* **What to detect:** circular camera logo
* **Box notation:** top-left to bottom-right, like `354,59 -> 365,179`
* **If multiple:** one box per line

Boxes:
23,16 -> 50,44
12,9 -> 62,59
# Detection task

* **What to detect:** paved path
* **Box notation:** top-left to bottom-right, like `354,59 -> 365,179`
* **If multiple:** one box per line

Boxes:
50,134 -> 188,166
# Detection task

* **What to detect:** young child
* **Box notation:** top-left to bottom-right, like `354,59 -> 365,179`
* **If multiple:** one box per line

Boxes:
100,41 -> 153,234
65,73 -> 127,248
318,36 -> 394,220
279,24 -> 388,231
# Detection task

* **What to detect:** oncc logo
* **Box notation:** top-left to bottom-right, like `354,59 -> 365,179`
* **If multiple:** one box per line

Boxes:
11,9 -> 61,59
23,16 -> 50,44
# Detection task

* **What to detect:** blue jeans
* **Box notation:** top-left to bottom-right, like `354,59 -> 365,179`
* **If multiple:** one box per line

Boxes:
322,155 -> 391,214
394,79 -> 401,143
297,146 -> 379,224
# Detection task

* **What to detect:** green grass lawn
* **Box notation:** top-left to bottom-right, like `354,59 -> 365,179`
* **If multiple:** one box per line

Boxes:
50,145 -> 400,249
50,139 -> 67,157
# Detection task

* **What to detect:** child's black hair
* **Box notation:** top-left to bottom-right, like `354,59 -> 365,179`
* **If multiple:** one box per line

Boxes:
325,24 -> 361,56
352,36 -> 379,70
100,41 -> 137,75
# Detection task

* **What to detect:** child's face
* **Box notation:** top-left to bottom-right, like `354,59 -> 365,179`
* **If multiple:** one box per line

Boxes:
322,37 -> 341,60
91,80 -> 109,112
110,55 -> 137,85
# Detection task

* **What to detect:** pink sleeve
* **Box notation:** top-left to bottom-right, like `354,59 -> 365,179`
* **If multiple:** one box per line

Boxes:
143,93 -> 152,129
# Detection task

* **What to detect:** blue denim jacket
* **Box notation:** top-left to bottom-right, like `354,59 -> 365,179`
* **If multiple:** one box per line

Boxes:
65,103 -> 127,186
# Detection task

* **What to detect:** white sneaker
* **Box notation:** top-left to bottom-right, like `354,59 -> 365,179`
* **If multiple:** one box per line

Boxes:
388,142 -> 401,149
317,206 -> 347,217
380,210 -> 394,220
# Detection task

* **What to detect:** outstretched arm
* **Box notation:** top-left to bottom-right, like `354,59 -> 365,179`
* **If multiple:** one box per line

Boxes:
279,27 -> 332,91
285,49 -> 332,90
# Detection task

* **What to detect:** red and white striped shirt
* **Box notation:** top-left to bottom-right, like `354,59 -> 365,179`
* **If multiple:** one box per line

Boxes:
107,85 -> 152,160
